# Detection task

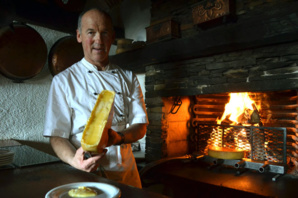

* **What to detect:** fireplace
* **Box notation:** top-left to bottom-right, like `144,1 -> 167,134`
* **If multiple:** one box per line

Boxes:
142,67 -> 298,197
141,35 -> 298,198
145,90 -> 296,167
138,1 -> 298,178
141,91 -> 298,197
110,0 -> 298,197
144,39 -> 298,165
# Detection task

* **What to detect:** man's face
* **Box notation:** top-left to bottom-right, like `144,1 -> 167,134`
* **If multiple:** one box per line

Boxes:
77,10 -> 115,68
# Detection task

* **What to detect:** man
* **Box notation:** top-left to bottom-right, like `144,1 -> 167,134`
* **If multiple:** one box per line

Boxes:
43,8 -> 148,188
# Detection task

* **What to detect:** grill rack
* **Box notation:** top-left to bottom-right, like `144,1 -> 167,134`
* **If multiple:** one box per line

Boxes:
193,124 -> 288,176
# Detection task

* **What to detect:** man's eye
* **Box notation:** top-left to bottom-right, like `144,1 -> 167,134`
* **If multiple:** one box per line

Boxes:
102,31 -> 109,36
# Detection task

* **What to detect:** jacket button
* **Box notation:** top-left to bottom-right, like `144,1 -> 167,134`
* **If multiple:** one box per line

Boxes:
94,92 -> 98,95
88,70 -> 93,73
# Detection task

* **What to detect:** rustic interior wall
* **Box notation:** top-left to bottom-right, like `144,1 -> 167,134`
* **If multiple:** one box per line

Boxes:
162,96 -> 192,157
146,96 -> 192,161
146,41 -> 298,97
0,25 -> 69,143
150,0 -> 296,38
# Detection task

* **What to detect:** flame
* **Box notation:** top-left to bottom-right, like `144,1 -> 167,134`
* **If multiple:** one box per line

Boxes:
217,92 -> 260,125
208,92 -> 261,153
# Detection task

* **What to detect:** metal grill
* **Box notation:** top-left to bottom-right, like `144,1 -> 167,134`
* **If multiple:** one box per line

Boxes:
195,124 -> 287,164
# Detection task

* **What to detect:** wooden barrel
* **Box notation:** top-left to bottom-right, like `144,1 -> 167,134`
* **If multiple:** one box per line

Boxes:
0,23 -> 47,82
48,35 -> 84,76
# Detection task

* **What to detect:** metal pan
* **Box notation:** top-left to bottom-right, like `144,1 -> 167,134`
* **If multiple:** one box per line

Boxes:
0,23 -> 47,82
48,35 -> 83,76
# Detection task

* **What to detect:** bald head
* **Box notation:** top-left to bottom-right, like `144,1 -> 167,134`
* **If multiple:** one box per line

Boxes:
76,8 -> 115,69
77,8 -> 113,33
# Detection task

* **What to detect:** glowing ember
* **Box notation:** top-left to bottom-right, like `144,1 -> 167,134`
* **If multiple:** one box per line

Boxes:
207,92 -> 261,155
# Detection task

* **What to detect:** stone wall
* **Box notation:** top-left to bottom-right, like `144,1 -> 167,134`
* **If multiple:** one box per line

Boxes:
150,0 -> 296,37
145,39 -> 298,162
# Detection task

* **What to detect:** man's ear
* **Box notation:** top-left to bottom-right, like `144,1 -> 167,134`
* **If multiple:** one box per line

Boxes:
76,29 -> 82,43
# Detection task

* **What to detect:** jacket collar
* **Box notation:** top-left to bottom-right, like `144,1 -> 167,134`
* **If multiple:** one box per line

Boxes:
81,58 -> 118,73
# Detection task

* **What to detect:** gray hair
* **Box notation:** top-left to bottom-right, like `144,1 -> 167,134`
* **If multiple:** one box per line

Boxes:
77,8 -> 114,33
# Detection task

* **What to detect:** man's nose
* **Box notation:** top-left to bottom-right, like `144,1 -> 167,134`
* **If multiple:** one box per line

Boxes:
94,32 -> 103,43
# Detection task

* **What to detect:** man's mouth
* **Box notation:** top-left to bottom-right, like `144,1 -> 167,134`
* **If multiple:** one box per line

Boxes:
93,46 -> 105,52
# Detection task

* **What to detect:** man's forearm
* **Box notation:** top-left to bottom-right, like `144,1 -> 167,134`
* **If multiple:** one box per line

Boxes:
121,123 -> 147,144
50,136 -> 76,165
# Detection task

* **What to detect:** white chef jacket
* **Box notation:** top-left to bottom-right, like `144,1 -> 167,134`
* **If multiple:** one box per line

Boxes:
43,58 -> 148,188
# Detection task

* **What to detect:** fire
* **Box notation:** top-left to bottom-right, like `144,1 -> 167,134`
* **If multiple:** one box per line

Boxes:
208,92 -> 261,154
217,92 -> 261,126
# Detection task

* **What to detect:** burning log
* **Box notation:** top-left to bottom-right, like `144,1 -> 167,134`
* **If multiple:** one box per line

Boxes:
251,103 -> 262,125
204,93 -> 268,162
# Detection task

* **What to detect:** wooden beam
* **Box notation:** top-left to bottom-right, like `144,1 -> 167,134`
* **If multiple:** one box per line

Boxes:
110,1 -> 298,73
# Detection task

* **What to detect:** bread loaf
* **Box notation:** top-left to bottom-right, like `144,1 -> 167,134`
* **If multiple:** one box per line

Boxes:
81,90 -> 115,153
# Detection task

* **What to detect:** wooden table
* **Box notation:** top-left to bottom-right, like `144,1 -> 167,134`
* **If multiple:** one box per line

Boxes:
0,141 -> 169,198
0,162 -> 169,198
141,159 -> 298,198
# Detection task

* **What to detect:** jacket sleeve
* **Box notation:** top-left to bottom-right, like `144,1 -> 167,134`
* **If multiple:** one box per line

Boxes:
43,75 -> 72,138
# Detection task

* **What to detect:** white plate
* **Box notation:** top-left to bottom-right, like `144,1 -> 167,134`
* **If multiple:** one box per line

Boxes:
45,182 -> 121,198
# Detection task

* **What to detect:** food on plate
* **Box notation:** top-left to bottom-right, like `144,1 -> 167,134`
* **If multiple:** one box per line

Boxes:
81,90 -> 115,153
68,186 -> 97,197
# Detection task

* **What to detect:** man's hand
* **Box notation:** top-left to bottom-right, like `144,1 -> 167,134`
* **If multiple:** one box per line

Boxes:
107,129 -> 121,146
106,123 -> 147,147
70,147 -> 107,172
50,136 -> 106,172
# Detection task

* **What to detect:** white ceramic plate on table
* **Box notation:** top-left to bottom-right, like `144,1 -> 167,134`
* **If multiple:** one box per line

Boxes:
45,182 -> 121,198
